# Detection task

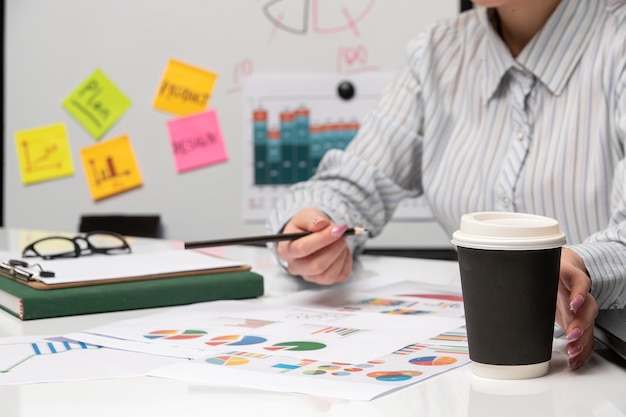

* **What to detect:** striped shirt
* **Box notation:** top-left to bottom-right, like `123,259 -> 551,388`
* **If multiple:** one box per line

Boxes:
268,0 -> 626,309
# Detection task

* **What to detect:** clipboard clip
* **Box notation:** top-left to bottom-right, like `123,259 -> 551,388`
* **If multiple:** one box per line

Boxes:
0,259 -> 55,282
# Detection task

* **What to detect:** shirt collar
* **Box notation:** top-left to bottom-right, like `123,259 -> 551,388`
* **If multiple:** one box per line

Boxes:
481,0 -> 605,103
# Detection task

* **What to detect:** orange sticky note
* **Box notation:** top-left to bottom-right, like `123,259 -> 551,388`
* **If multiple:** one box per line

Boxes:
167,110 -> 229,173
153,59 -> 218,116
15,122 -> 75,185
80,135 -> 143,200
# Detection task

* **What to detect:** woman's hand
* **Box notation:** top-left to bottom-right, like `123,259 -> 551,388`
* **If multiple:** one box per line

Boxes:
276,207 -> 353,285
556,248 -> 599,370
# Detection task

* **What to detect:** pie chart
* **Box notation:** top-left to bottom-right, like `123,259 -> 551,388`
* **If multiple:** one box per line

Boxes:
409,356 -> 457,366
144,329 -> 207,340
205,355 -> 250,366
264,341 -> 326,351
318,365 -> 341,371
366,370 -> 422,382
205,335 -> 267,346
303,369 -> 326,375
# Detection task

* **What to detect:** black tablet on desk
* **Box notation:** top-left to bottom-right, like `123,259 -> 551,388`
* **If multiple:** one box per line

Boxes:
594,308 -> 626,363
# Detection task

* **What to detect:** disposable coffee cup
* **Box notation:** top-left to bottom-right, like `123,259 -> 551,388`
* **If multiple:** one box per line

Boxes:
451,212 -> 566,379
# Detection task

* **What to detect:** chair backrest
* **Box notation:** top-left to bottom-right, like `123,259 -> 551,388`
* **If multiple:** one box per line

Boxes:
79,214 -> 162,238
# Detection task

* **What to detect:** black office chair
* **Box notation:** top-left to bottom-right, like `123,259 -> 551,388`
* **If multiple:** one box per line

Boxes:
79,214 -> 162,238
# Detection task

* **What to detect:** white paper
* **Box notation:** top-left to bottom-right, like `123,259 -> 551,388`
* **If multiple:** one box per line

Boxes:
66,280 -> 470,400
0,336 -> 184,385
66,290 -> 464,363
150,334 -> 470,401
0,249 -> 242,285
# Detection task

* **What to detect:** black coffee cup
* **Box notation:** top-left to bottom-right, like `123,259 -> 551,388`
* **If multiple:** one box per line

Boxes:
451,212 -> 566,379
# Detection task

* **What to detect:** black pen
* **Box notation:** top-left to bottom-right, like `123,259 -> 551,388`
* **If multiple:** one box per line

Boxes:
184,227 -> 368,249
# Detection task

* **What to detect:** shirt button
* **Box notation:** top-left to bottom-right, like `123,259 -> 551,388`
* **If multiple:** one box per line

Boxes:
517,131 -> 524,140
501,195 -> 511,207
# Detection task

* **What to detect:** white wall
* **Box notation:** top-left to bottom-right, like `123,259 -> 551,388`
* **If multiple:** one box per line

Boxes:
4,0 -> 456,248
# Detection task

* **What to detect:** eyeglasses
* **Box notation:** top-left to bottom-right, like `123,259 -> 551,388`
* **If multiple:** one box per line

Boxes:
21,231 -> 132,260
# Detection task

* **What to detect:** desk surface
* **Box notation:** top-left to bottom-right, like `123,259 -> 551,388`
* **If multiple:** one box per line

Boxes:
0,229 -> 624,417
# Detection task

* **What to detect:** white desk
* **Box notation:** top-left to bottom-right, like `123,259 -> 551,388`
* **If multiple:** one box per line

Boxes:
0,230 -> 624,417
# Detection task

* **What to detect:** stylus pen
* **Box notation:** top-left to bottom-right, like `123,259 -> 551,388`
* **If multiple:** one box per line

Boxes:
184,227 -> 368,249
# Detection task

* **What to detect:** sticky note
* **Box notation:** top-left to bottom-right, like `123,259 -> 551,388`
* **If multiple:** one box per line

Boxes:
154,59 -> 218,116
63,69 -> 132,139
166,109 -> 229,173
15,123 -> 75,185
80,135 -> 143,200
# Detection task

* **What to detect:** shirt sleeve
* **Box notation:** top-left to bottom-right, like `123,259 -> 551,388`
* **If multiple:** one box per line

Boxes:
568,66 -> 626,309
266,35 -> 429,255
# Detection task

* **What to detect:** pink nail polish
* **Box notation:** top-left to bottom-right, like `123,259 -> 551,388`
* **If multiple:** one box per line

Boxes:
331,224 -> 349,237
312,217 -> 325,226
566,327 -> 582,342
571,358 -> 585,370
569,295 -> 584,313
567,343 -> 583,359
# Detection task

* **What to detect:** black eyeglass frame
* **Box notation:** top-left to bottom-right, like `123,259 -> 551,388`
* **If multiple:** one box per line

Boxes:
21,230 -> 132,260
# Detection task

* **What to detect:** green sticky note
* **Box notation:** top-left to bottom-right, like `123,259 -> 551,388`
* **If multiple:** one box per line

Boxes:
63,69 -> 132,139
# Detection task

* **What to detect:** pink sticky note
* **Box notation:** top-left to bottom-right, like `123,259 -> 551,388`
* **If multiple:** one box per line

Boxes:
167,109 -> 228,173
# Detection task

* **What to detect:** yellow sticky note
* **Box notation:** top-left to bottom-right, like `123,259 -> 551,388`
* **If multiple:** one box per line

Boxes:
15,123 -> 75,185
153,59 -> 218,116
80,135 -> 143,200
63,69 -> 132,139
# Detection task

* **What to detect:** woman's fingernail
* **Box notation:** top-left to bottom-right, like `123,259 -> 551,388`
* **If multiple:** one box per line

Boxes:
571,358 -> 585,370
312,217 -> 325,226
567,343 -> 583,359
566,327 -> 582,342
331,224 -> 349,237
570,295 -> 584,313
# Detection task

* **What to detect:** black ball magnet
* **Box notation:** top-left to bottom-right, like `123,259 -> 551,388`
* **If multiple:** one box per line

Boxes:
337,81 -> 356,100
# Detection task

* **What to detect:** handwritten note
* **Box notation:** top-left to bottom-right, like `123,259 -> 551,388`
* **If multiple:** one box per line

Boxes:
14,122 -> 74,185
336,44 -> 379,74
62,69 -> 132,139
166,109 -> 228,173
154,59 -> 218,116
80,135 -> 143,200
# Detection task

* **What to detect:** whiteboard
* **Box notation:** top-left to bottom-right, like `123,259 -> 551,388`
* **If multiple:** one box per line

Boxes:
4,0 -> 456,248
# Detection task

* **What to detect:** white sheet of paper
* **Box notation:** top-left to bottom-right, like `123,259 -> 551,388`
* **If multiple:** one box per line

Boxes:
0,249 -> 242,285
66,292 -> 465,364
0,336 -> 184,385
145,285 -> 470,400
149,342 -> 470,401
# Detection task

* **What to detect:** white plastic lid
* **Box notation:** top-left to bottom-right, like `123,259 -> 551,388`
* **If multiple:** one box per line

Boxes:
451,212 -> 566,250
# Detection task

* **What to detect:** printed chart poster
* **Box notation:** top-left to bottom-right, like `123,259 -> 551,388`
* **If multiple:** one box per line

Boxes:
62,69 -> 132,139
242,73 -> 433,222
80,135 -> 143,200
15,122 -> 74,185
65,281 -> 469,401
154,59 -> 218,116
167,109 -> 229,173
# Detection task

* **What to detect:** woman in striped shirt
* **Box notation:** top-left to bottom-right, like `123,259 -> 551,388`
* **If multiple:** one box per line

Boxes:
268,0 -> 626,370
